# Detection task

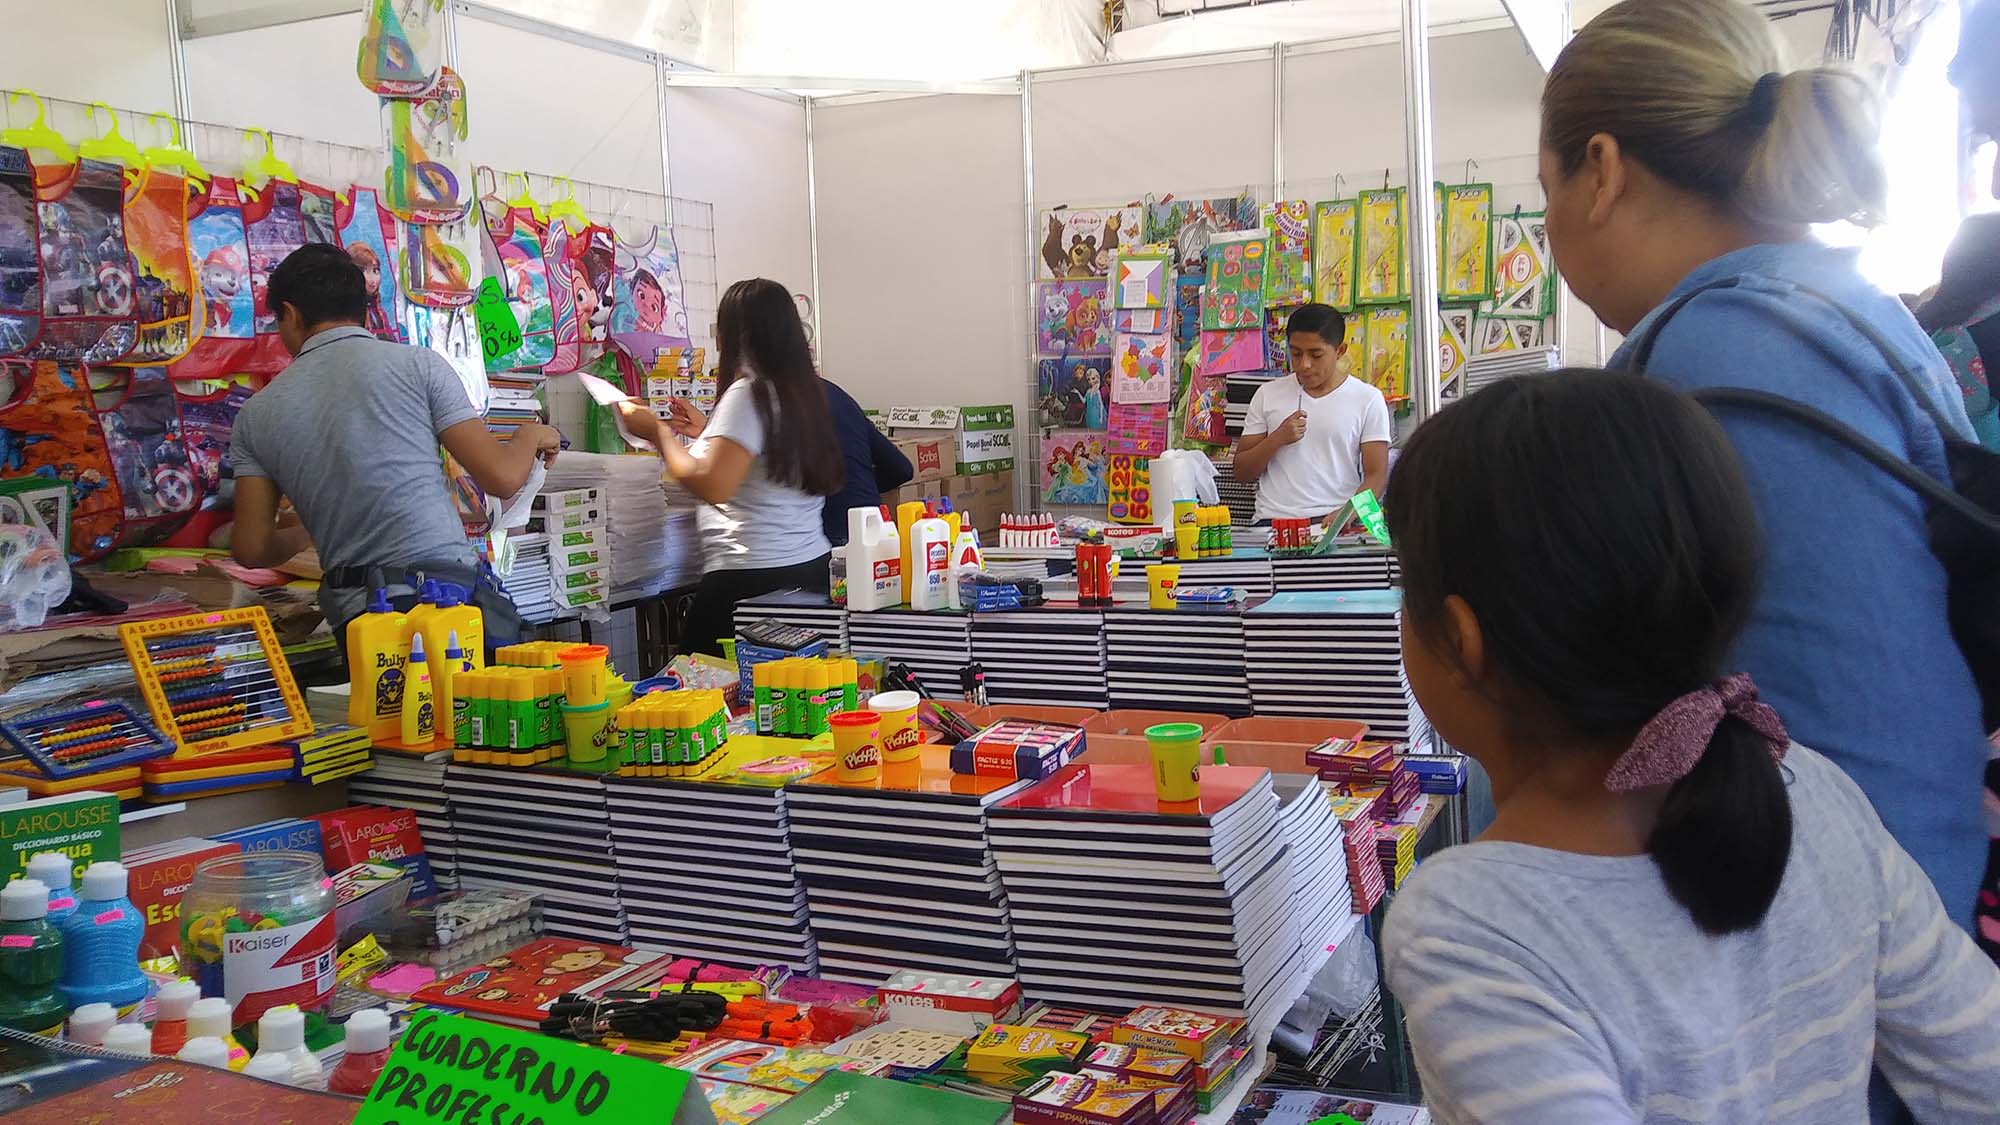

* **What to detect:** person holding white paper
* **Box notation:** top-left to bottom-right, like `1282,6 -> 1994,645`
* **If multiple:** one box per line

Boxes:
1232,304 -> 1390,527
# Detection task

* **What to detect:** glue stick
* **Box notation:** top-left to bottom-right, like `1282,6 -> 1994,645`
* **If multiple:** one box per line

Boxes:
753,663 -> 775,733
508,671 -> 536,761
769,661 -> 793,736
837,658 -> 859,712
802,661 -> 831,736
537,669 -> 562,758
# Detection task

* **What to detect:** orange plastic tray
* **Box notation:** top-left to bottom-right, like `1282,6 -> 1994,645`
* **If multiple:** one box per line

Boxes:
1076,709 -> 1232,765
1205,715 -> 1370,773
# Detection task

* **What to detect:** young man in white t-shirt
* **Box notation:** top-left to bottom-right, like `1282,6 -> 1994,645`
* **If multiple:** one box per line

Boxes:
1234,304 -> 1392,525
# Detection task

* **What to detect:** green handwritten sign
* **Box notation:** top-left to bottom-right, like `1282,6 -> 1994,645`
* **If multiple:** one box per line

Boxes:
474,277 -> 525,366
1348,488 -> 1391,547
355,1011 -> 711,1125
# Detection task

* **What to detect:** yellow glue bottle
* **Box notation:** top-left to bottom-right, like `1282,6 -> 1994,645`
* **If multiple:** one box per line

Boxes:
345,590 -> 408,741
399,634 -> 435,745
429,586 -> 485,670
402,579 -> 442,647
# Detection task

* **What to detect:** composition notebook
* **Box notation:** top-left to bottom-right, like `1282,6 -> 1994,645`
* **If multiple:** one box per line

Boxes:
753,1070 -> 1006,1125
0,1025 -> 355,1120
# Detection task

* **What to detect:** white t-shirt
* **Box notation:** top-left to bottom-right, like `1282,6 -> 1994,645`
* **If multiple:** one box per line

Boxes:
693,376 -> 832,574
1240,374 -> 1392,521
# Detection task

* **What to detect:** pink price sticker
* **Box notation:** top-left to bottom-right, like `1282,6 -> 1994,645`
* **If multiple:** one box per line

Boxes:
320,878 -> 333,890
0,935 -> 35,948
47,897 -> 74,912
93,908 -> 125,925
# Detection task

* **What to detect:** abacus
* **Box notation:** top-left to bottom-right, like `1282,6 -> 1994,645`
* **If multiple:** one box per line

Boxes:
0,700 -> 175,779
119,606 -> 312,756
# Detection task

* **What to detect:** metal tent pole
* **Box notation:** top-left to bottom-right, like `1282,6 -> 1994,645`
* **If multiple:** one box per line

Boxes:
1401,0 -> 1443,425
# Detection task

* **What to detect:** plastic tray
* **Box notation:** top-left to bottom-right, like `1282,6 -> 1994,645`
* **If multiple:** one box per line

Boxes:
1205,715 -> 1371,774
1076,709 -> 1232,765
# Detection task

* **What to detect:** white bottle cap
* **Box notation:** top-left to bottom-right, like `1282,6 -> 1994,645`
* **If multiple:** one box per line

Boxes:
154,979 -> 202,1021
68,1002 -> 118,1046
345,1008 -> 392,1053
0,878 -> 48,921
102,1024 -> 155,1055
186,996 -> 235,1040
243,1053 -> 296,1082
176,1036 -> 232,1068
25,852 -> 72,892
257,1004 -> 305,1053
80,861 -> 128,901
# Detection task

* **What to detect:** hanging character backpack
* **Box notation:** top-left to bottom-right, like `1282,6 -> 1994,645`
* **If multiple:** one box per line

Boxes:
241,178 -> 310,375
160,374 -> 256,548
299,180 -> 339,246
25,156 -> 139,364
571,223 -> 618,356
0,358 -> 124,559
336,186 -> 407,342
609,222 -> 691,369
477,176 -> 555,372
0,145 -> 41,358
88,364 -> 199,540
171,177 -> 256,384
536,187 -> 589,375
119,163 -> 201,365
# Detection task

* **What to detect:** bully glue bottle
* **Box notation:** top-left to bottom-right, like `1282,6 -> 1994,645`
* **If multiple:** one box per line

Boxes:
345,589 -> 408,741
57,862 -> 146,1013
400,634 -> 436,745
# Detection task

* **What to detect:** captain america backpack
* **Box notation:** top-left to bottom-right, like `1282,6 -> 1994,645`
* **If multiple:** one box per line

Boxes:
88,364 -> 200,541
25,156 -> 138,363
0,146 -> 41,359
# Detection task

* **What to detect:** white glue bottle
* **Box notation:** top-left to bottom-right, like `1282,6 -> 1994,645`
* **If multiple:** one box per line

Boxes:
947,529 -> 983,610
846,506 -> 902,612
251,1004 -> 323,1089
909,513 -> 953,611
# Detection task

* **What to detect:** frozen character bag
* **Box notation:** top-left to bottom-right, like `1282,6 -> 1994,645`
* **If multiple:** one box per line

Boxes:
119,166 -> 200,365
0,359 -> 123,559
88,364 -> 200,538
27,157 -> 138,363
336,186 -> 406,342
0,146 -> 40,358
171,177 -> 256,383
609,223 -> 690,369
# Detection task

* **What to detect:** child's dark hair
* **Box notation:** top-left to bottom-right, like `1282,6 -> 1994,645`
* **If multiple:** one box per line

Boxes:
1386,370 -> 1790,935
1286,303 -> 1345,347
266,243 -> 369,327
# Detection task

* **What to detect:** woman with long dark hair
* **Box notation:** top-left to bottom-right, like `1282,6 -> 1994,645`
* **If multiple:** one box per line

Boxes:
620,277 -> 843,653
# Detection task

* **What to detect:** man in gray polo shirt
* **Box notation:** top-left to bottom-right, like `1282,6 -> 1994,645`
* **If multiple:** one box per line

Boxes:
229,243 -> 560,641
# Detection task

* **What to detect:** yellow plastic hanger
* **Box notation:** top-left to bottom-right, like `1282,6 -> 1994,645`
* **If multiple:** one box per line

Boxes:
545,175 -> 589,234
504,171 -> 540,217
1,90 -> 77,164
141,112 -> 208,185
77,103 -> 144,168
241,127 -> 298,188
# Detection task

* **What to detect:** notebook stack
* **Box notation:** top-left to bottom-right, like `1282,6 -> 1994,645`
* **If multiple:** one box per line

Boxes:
1223,372 -> 1282,439
280,725 -> 371,786
844,608 -> 972,700
1329,796 -> 1387,913
1176,554 -> 1275,598
497,532 -> 560,624
970,605 -> 1107,709
347,749 -> 458,892
786,745 -> 1030,982
444,765 -> 627,942
527,487 -> 609,616
989,763 -> 1303,1030
1245,590 -> 1419,738
1102,603 -> 1251,715
1376,809 -> 1420,891
1270,546 -> 1396,593
1271,774 -> 1354,959
734,588 -> 848,651
1458,345 -> 1561,398
1213,461 -> 1259,527
603,775 -> 818,972
483,373 -> 544,442
544,452 -> 685,601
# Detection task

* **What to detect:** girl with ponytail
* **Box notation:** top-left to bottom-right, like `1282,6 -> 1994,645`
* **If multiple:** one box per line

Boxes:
1382,372 -> 2000,1122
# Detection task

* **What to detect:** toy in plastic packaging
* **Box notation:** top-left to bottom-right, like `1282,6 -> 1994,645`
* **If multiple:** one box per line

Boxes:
88,364 -> 199,536
335,186 -> 406,341
118,165 -> 200,364
0,523 -> 69,631
382,67 -> 469,225
0,359 -> 122,559
26,156 -> 137,363
358,0 -> 447,96
0,146 -> 41,359
609,223 -> 690,368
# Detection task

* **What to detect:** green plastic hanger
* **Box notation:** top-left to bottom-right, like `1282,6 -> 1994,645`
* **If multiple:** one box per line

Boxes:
240,127 -> 298,188
545,175 -> 589,234
141,112 -> 208,185
77,103 -> 144,168
1,90 -> 77,164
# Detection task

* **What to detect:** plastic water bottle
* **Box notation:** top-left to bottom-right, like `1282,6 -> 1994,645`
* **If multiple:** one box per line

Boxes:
0,878 -> 67,1035
57,861 -> 147,1011
25,852 -> 78,925
327,1008 -> 393,1095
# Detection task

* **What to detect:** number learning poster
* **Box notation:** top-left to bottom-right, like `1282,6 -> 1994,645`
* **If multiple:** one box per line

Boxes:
1312,199 -> 1358,311
1106,453 -> 1153,524
1356,188 -> 1407,306
1262,201 -> 1312,305
1035,279 -> 1113,356
1041,429 -> 1108,504
1106,403 -> 1168,457
1201,232 -> 1267,331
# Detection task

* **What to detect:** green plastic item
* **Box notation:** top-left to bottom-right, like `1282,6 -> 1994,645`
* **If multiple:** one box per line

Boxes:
472,276 -> 525,367
1348,488 -> 1391,547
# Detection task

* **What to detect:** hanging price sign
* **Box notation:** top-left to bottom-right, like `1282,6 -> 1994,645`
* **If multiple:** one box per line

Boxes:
472,277 -> 523,364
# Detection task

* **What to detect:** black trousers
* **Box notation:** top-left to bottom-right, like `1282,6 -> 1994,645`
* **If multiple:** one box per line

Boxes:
680,553 -> 832,656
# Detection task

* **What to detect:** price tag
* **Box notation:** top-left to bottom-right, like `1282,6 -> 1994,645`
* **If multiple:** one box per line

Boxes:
473,277 -> 523,363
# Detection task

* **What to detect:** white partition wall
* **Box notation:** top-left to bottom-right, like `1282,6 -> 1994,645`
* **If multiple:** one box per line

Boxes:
0,0 -> 177,111
811,93 -> 1027,419
185,14 -> 383,149
665,87 -> 813,296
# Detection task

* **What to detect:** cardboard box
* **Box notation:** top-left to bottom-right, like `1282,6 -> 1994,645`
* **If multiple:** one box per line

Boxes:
893,435 -> 951,483
886,478 -> 943,511
888,405 -> 1016,475
945,469 -> 1014,534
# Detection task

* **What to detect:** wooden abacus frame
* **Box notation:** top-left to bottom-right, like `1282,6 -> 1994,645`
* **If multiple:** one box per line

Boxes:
119,606 -> 313,757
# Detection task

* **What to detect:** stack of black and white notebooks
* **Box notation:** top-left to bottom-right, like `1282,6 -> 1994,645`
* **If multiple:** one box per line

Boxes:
348,749 -> 459,893
734,588 -> 848,651
1176,555 -> 1275,598
1270,546 -> 1397,593
1459,344 -> 1561,399
1245,591 -> 1420,739
443,766 -> 627,943
989,763 -> 1303,1030
1272,773 -> 1356,960
844,608 -> 972,700
1103,602 -> 1251,715
498,533 -> 560,624
603,776 -> 817,973
786,755 -> 1029,983
970,604 -> 1107,709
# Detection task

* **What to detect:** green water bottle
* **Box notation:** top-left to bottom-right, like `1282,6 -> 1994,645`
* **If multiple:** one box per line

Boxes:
0,879 -> 69,1035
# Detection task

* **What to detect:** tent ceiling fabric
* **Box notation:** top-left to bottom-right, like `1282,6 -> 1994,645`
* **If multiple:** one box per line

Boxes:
1115,0 -> 1512,57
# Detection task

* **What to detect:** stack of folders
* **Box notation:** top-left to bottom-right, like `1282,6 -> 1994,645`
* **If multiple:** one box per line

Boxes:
1271,773 -> 1355,959
845,608 -> 972,700
989,763 -> 1303,1031
786,745 -> 1030,982
444,765 -> 628,943
281,725 -> 371,786
1458,345 -> 1561,399
527,486 -> 609,616
1269,546 -> 1397,593
969,604 -> 1108,709
498,532 -> 560,624
734,588 -> 847,651
348,748 -> 459,893
603,775 -> 818,973
1330,796 -> 1387,914
544,453 -> 684,600
1102,602 -> 1251,715
1245,590 -> 1419,739
1402,753 -> 1468,795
